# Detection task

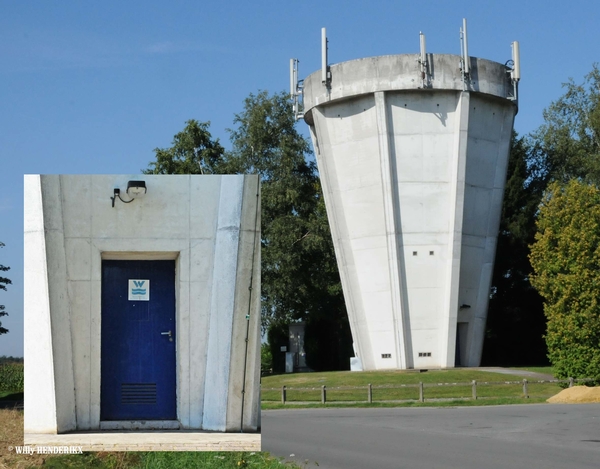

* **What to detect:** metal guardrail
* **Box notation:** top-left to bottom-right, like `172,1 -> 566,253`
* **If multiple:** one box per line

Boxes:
262,378 -> 595,404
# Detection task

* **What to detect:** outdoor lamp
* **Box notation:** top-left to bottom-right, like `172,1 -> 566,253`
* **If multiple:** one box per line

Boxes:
126,180 -> 147,198
111,180 -> 147,207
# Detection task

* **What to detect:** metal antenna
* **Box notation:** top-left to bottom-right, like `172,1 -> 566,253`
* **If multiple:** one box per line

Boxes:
462,18 -> 470,75
290,58 -> 296,98
460,18 -> 470,89
289,58 -> 304,120
321,27 -> 331,87
419,31 -> 429,88
511,41 -> 521,82
507,41 -> 521,104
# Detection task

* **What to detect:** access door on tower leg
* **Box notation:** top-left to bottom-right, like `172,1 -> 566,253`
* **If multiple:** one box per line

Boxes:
101,260 -> 176,420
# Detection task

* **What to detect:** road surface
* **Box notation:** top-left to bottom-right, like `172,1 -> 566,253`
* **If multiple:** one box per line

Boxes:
262,404 -> 600,469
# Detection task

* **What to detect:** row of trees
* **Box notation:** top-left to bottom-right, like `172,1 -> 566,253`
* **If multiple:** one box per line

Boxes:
485,65 -> 600,379
527,65 -> 600,380
0,242 -> 10,336
146,65 -> 600,378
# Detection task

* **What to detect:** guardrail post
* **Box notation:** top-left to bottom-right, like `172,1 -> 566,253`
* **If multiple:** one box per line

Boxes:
568,377 -> 574,388
368,383 -> 373,403
472,380 -> 477,400
419,382 -> 424,402
282,385 -> 286,404
321,385 -> 327,404
523,379 -> 529,398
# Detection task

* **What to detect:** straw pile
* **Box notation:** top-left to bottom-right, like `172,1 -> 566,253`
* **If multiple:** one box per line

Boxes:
547,386 -> 600,403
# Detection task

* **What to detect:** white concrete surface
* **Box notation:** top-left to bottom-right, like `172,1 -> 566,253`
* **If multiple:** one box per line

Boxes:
24,174 -> 261,434
25,431 -> 261,452
304,54 -> 516,370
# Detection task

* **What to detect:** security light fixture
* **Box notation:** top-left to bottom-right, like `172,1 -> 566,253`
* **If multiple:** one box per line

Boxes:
111,180 -> 147,207
127,180 -> 147,197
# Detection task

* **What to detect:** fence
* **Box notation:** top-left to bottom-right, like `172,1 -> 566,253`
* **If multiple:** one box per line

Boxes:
262,378 -> 595,404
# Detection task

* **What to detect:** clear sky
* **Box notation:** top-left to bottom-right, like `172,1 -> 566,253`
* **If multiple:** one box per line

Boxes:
1,1 -> 599,356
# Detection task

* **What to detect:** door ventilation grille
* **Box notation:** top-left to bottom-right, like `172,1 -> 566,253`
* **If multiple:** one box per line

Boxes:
121,383 -> 157,405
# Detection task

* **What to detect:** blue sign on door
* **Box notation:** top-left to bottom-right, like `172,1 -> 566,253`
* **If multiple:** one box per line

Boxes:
101,260 -> 176,420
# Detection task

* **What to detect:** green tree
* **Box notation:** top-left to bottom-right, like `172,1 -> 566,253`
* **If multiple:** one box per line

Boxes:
225,91 -> 352,371
260,343 -> 273,375
483,134 -> 547,366
225,91 -> 321,326
529,180 -> 600,380
528,64 -> 600,185
0,242 -> 11,335
144,120 -> 226,175
513,63 -> 600,373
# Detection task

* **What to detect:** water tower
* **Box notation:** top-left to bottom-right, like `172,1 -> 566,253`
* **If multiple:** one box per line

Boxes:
291,21 -> 520,370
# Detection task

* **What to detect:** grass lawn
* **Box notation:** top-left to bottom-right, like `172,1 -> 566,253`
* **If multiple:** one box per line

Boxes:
511,366 -> 554,375
36,451 -> 306,469
261,368 -> 563,408
262,396 -> 550,410
0,391 -> 24,401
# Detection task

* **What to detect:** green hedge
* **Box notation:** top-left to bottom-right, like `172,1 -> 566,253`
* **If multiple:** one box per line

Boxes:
0,363 -> 24,393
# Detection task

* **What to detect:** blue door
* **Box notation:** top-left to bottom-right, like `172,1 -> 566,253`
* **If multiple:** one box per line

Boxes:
101,260 -> 176,420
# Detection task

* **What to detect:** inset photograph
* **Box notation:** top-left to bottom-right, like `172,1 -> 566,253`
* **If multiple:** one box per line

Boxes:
24,174 -> 261,451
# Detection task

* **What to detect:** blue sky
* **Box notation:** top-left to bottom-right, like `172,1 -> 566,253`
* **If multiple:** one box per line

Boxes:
1,1 -> 599,356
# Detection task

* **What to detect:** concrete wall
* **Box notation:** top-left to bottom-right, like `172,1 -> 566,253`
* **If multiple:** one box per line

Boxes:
303,54 -> 515,370
24,174 -> 261,433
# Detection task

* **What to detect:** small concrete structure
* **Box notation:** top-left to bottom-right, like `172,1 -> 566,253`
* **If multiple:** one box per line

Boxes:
24,174 -> 261,434
287,322 -> 309,372
303,54 -> 517,370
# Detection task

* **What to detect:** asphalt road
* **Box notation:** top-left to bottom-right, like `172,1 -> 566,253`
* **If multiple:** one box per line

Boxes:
261,404 -> 600,469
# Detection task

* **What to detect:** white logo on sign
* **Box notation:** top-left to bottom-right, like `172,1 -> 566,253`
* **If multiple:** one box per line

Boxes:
128,279 -> 150,301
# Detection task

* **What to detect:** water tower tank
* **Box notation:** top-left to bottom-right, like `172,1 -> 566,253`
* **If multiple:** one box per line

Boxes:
302,52 -> 517,370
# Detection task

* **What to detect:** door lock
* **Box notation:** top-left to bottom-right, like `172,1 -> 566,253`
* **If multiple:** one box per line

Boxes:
161,330 -> 173,342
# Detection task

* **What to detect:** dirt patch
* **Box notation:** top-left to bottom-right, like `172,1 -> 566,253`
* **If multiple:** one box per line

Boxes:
547,386 -> 600,404
0,408 -> 47,469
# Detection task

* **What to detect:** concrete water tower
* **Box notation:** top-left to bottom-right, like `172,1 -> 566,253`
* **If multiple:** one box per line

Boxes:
291,21 -> 520,370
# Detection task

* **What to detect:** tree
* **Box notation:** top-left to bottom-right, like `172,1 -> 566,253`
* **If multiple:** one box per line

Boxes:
511,63 -> 600,374
225,91 -> 352,371
529,180 -> 600,381
484,64 -> 600,367
225,91 -> 321,326
260,343 -> 273,375
0,242 -> 11,335
482,134 -> 547,366
528,64 -> 600,186
144,120 -> 226,175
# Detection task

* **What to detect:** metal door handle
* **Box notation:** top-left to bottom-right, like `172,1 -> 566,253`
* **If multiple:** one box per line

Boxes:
161,330 -> 173,342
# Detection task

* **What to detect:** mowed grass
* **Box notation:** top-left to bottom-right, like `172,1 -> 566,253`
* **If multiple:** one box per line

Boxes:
261,368 -> 562,407
263,396 -> 551,410
38,451 -> 305,469
0,391 -> 24,401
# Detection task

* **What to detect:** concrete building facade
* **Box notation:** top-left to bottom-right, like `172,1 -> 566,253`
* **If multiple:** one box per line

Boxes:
24,174 -> 261,433
302,54 -> 517,370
